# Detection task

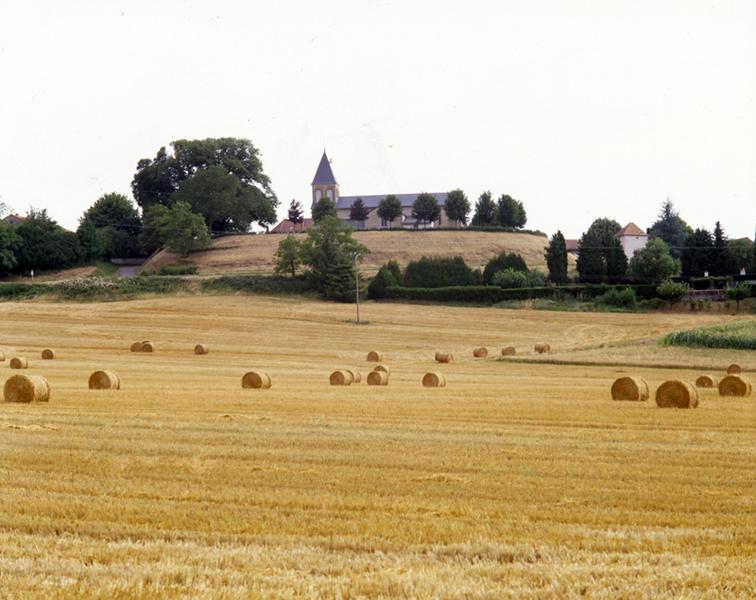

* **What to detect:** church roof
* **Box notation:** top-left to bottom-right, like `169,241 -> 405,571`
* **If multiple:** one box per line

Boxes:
616,222 -> 647,237
311,151 -> 337,185
335,192 -> 448,210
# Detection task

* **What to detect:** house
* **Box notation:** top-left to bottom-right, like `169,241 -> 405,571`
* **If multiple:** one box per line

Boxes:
616,222 -> 648,258
2,214 -> 25,228
310,151 -> 454,229
565,239 -> 580,257
270,218 -> 314,234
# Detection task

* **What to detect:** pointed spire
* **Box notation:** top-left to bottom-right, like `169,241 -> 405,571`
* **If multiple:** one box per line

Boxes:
311,151 -> 337,185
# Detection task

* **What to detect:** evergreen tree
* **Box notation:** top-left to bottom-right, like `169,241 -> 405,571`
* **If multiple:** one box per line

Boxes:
648,199 -> 691,259
576,218 -> 625,283
287,199 -> 304,228
349,198 -> 368,224
496,195 -> 527,228
680,228 -> 713,277
545,230 -> 568,284
471,191 -> 497,226
711,221 -> 735,275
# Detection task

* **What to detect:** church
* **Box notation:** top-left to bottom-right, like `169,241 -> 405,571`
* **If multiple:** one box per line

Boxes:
310,151 -> 453,229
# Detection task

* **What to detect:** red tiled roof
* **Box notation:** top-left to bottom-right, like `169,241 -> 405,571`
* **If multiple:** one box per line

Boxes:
271,218 -> 314,234
616,222 -> 647,237
565,239 -> 579,252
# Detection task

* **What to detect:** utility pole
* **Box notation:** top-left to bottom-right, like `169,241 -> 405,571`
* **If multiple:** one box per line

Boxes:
353,252 -> 360,323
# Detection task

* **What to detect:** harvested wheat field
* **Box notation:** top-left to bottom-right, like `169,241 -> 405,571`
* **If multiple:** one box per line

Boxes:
0,296 -> 754,598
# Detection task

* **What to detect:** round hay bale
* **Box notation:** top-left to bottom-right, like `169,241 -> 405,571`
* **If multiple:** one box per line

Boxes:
41,348 -> 56,360
366,351 -> 382,362
4,374 -> 50,403
141,341 -> 154,353
435,352 -> 453,363
611,376 -> 649,401
655,380 -> 698,408
130,341 -> 143,352
88,370 -> 120,390
242,371 -> 272,389
367,370 -> 389,386
473,347 -> 488,358
9,357 -> 28,369
726,363 -> 741,374
194,344 -> 209,355
718,374 -> 752,397
695,375 -> 716,388
372,364 -> 390,375
501,346 -> 516,356
422,372 -> 446,387
534,343 -> 551,354
329,370 -> 352,386
346,369 -> 361,384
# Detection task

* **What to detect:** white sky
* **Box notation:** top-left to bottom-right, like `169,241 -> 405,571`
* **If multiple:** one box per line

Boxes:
1,0 -> 755,239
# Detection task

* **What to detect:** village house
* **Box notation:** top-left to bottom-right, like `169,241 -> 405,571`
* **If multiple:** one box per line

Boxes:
566,223 -> 649,259
2,213 -> 26,228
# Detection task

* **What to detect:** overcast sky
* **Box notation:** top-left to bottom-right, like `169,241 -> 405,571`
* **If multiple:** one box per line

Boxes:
1,0 -> 754,239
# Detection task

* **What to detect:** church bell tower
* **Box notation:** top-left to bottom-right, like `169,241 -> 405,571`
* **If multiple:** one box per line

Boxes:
311,151 -> 339,212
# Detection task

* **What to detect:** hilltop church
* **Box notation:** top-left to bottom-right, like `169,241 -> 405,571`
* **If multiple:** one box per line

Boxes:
310,151 -> 452,229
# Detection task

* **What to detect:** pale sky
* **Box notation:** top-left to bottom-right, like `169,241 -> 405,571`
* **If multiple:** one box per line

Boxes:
1,0 -> 755,239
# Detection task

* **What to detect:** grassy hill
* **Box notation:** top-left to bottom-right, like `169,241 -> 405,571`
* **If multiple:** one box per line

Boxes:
143,230 -> 555,276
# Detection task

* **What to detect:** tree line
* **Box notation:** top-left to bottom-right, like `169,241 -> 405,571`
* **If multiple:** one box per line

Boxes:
0,138 -> 278,276
542,199 -> 754,285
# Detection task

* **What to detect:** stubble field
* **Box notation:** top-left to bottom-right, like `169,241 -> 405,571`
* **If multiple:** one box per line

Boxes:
0,296 -> 754,598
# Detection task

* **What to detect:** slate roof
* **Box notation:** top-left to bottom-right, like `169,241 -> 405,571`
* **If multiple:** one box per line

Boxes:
335,192 -> 448,210
311,152 -> 337,185
616,222 -> 647,237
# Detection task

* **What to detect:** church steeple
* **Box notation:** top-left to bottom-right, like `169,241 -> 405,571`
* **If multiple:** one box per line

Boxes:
311,151 -> 339,211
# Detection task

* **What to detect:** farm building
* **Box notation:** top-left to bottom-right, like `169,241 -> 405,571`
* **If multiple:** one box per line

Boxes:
616,222 -> 648,258
2,213 -> 26,228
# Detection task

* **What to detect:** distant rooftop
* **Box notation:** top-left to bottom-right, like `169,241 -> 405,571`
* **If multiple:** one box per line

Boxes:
616,222 -> 647,237
336,192 -> 448,210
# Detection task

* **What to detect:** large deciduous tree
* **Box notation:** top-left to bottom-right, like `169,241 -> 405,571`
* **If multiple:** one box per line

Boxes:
576,218 -> 627,283
140,202 -> 211,256
300,216 -> 369,301
76,192 -> 142,259
377,195 -> 402,227
15,209 -> 82,272
274,234 -> 303,277
443,189 -> 470,226
471,191 -> 497,227
312,197 -> 337,222
349,198 -> 368,225
545,230 -> 568,284
411,193 -> 440,227
496,194 -> 527,228
0,221 -> 21,276
131,138 -> 277,232
628,238 -> 679,283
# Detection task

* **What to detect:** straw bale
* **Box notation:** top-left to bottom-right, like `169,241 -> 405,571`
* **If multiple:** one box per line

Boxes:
346,369 -> 361,384
9,357 -> 28,369
330,370 -> 352,386
422,372 -> 446,387
726,364 -> 741,374
655,380 -> 698,408
611,376 -> 649,401
718,374 -> 752,397
473,347 -> 488,358
372,364 -> 390,375
88,370 -> 121,390
194,344 -> 209,355
435,352 -> 453,363
501,346 -> 516,356
695,375 -> 716,388
4,374 -> 50,403
367,370 -> 389,386
367,351 -> 382,362
534,343 -> 550,354
41,348 -> 56,360
141,341 -> 154,353
242,371 -> 272,389
130,342 -> 143,352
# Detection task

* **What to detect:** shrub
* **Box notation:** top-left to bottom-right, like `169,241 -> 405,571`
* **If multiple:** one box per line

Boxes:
656,280 -> 689,304
593,286 -> 636,308
403,256 -> 476,288
525,269 -> 547,287
483,252 -> 527,284
367,265 -> 399,299
492,268 -> 528,288
725,284 -> 752,312
155,264 -> 198,276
